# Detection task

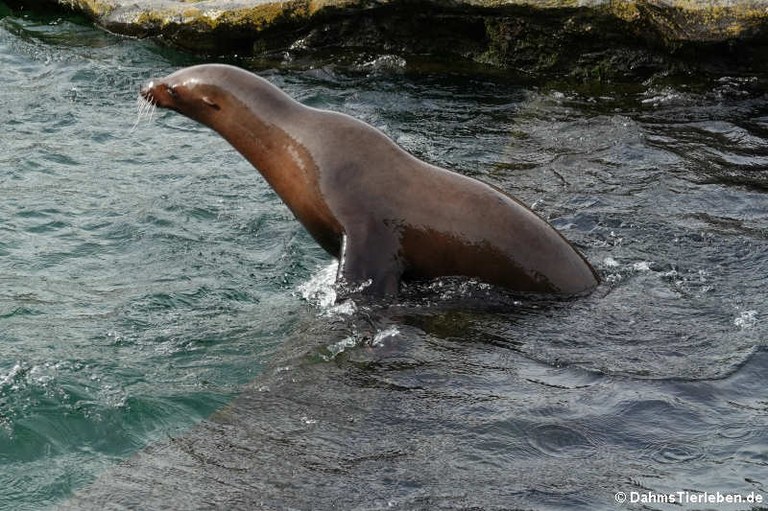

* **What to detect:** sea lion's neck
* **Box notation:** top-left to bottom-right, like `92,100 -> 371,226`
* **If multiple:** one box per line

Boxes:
206,82 -> 342,255
211,91 -> 306,190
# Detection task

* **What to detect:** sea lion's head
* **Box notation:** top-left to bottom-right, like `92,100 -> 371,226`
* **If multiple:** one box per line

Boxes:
140,64 -> 294,130
140,65 -> 230,123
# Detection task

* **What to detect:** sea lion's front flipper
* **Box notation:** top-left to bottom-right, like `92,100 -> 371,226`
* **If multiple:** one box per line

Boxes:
336,227 -> 403,297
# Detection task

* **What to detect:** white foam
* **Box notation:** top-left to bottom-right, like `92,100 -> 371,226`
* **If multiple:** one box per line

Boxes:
640,87 -> 686,108
734,309 -> 758,330
297,262 -> 339,308
632,261 -> 653,272
323,336 -> 357,360
372,326 -> 401,347
0,363 -> 24,388
297,262 -> 362,317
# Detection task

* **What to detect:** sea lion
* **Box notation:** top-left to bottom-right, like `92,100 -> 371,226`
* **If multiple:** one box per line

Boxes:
140,64 -> 599,297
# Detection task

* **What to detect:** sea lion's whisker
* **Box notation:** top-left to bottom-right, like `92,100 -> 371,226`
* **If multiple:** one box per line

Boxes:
131,95 -> 156,133
147,97 -> 158,121
131,96 -> 145,132
140,96 -> 156,118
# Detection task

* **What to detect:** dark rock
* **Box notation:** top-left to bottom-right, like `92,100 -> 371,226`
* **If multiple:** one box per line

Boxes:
10,1 -> 768,78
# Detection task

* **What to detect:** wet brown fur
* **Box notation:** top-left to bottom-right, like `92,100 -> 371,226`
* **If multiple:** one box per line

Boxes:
141,64 -> 599,297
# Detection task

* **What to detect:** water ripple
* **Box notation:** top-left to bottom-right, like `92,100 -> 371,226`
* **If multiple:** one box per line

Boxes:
1,7 -> 767,510
527,423 -> 599,459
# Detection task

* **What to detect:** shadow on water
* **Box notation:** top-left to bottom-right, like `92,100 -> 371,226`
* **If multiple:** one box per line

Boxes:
0,3 -> 767,511
61,292 -> 768,510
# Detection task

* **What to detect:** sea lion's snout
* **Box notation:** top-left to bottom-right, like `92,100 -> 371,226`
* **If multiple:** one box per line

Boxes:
139,80 -> 157,104
139,80 -> 177,108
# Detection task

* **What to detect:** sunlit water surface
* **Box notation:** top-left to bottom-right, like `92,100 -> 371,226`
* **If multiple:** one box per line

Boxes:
0,6 -> 766,511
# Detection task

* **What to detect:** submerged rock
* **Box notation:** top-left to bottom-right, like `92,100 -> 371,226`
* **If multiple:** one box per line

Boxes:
15,1 -> 768,77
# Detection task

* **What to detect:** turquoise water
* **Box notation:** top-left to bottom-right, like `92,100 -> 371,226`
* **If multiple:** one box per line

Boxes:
2,4 -> 767,511
1,8 -> 318,508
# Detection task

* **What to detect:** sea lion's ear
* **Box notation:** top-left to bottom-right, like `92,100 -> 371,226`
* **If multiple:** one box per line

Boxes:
202,96 -> 220,110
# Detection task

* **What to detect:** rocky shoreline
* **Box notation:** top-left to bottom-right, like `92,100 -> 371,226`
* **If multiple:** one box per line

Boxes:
12,1 -> 768,78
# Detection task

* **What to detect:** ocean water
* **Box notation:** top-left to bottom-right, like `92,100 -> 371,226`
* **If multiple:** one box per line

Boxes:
1,4 -> 766,510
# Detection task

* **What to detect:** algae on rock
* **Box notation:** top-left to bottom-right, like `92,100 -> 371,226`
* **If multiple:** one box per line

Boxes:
12,0 -> 768,78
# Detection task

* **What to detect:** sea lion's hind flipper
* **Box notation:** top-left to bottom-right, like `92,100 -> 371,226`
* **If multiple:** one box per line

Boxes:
336,231 -> 402,298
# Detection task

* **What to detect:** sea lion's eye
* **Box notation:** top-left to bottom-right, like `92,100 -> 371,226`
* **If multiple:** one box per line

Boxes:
166,85 -> 178,98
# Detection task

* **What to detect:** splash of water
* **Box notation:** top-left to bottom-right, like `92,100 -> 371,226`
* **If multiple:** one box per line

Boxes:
296,262 -> 363,317
297,262 -> 338,309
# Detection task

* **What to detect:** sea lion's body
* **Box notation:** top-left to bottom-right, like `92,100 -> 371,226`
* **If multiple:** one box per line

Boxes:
141,64 -> 598,297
